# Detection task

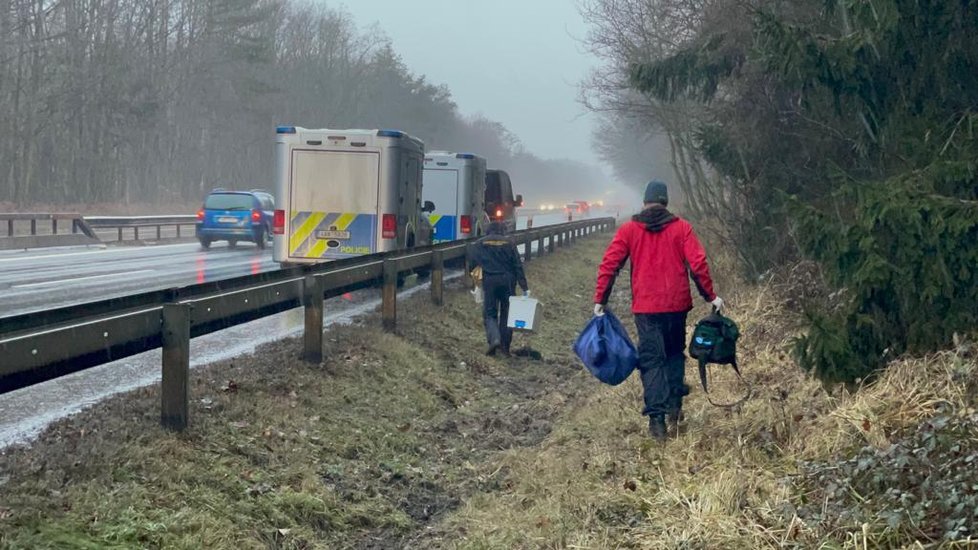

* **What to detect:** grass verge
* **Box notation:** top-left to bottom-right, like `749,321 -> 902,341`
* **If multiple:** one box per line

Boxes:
0,235 -> 609,549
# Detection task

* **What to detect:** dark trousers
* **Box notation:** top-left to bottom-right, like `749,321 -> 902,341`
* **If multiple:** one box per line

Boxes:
635,312 -> 689,417
483,274 -> 515,351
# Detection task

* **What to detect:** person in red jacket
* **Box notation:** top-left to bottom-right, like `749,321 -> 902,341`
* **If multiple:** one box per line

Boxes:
593,180 -> 723,441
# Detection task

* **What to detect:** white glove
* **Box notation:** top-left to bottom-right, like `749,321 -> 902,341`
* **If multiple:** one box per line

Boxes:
711,297 -> 724,312
593,303 -> 606,316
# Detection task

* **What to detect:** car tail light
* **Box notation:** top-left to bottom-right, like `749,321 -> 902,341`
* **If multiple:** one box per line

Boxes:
382,213 -> 397,239
196,209 -> 204,221
273,209 -> 285,235
460,215 -> 472,234
251,209 -> 262,222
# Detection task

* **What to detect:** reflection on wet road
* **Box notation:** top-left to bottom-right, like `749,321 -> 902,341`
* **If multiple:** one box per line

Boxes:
0,242 -> 278,317
0,212 -> 570,318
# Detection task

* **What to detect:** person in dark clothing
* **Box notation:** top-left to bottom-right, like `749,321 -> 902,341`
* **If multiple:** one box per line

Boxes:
592,180 -> 723,441
473,221 -> 529,356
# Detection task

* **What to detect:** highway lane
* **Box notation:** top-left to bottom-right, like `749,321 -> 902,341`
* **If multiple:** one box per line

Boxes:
0,211 -> 576,318
0,241 -> 276,317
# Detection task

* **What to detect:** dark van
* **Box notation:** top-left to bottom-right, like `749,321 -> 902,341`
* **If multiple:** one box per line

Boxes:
485,169 -> 523,232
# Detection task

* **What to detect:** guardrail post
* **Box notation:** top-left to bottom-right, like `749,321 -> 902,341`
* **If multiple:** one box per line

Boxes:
161,303 -> 192,431
303,275 -> 324,363
134,227 -> 139,241
176,224 -> 181,238
431,249 -> 444,306
30,219 -> 36,235
537,235 -> 545,257
523,235 -> 532,262
547,234 -> 555,253
157,225 -> 162,240
7,219 -> 13,236
382,258 -> 397,332
117,227 -> 123,241
52,219 -> 57,234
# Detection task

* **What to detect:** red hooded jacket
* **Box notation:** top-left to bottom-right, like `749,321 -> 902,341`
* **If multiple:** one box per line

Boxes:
594,207 -> 716,314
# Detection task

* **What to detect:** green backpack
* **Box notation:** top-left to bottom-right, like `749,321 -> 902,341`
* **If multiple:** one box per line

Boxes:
688,312 -> 750,407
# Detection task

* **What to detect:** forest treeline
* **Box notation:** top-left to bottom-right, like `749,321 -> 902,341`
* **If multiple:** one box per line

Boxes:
581,0 -> 978,384
0,0 -> 603,206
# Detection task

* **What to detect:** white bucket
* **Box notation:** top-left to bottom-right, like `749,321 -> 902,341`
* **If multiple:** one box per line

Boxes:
507,296 -> 541,332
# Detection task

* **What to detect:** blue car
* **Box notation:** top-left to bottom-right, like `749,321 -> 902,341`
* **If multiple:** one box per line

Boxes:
195,189 -> 274,249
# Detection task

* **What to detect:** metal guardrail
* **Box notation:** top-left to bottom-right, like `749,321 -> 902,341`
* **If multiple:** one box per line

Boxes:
85,215 -> 198,241
0,218 -> 615,430
0,213 -> 99,250
0,212 -> 97,239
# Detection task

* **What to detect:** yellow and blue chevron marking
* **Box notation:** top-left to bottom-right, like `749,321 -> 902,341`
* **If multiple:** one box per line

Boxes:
289,212 -> 377,259
428,214 -> 455,243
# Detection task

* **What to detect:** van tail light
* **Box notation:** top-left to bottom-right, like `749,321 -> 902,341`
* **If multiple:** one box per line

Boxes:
251,209 -> 262,222
382,213 -> 397,239
495,209 -> 503,219
273,209 -> 285,235
460,215 -> 472,234
196,209 -> 204,221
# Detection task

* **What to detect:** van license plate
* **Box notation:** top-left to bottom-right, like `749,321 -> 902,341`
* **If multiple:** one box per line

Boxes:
218,216 -> 238,223
316,230 -> 351,240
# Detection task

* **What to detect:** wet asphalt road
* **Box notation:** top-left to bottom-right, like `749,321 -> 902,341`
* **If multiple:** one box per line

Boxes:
0,213 -> 573,318
0,241 -> 276,317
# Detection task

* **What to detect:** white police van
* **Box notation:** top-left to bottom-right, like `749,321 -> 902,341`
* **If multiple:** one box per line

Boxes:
422,152 -> 489,242
273,126 -> 434,264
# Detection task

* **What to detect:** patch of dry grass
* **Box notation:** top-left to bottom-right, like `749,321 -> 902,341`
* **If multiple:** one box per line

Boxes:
437,256 -> 978,549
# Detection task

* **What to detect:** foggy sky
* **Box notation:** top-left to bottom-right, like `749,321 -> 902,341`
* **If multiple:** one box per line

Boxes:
334,0 -> 602,169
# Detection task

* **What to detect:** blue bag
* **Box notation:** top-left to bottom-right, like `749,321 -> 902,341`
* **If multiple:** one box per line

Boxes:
573,310 -> 638,385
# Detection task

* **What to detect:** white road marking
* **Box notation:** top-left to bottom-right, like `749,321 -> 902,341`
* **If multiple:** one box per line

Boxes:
0,242 -> 202,264
12,269 -> 156,289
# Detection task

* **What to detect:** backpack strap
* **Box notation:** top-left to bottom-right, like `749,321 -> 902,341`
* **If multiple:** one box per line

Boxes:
697,355 -> 709,394
699,357 -> 752,409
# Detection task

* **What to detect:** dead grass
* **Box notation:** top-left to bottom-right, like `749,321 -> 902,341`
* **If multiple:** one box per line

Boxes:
435,254 -> 978,549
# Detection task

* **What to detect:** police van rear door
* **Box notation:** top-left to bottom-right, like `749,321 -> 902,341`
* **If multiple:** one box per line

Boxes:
423,166 -> 459,242
289,149 -> 380,260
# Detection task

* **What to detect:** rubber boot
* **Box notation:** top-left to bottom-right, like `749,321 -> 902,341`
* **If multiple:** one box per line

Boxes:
648,415 -> 667,441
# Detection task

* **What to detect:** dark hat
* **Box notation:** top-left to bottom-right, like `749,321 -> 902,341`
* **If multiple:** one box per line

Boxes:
643,180 -> 669,206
